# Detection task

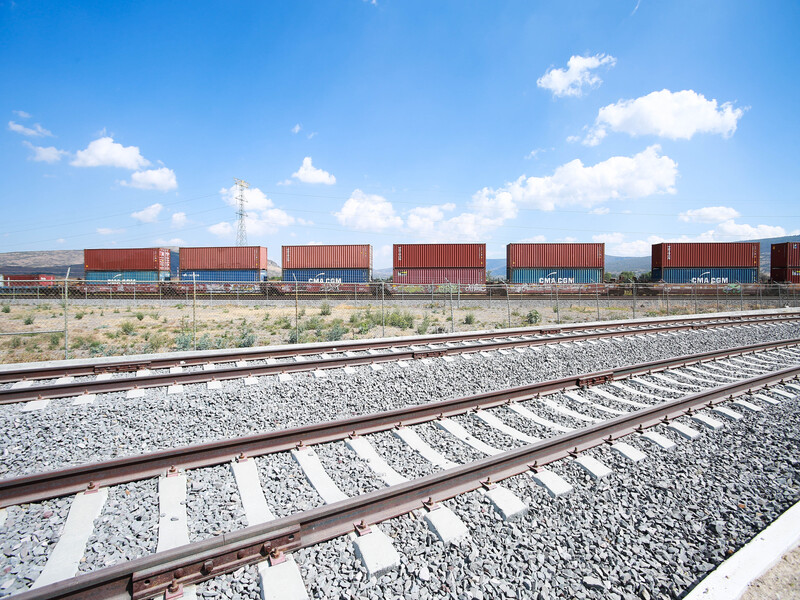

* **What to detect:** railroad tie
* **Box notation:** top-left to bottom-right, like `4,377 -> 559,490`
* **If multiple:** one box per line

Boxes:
156,473 -> 197,600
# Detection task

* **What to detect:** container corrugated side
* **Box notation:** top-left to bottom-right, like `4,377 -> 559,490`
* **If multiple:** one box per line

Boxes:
282,268 -> 371,284
653,267 -> 758,284
84,248 -> 170,271
392,267 -> 485,285
282,245 -> 372,269
771,268 -> 800,283
393,244 -> 485,268
652,243 -> 759,268
4,274 -> 57,287
179,247 -> 268,270
771,242 -> 800,268
508,268 -> 604,284
179,269 -> 267,282
507,243 -> 604,268
85,271 -> 169,283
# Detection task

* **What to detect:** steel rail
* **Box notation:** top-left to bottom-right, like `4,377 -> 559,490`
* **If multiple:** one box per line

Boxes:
3,314 -> 799,405
2,337 -> 798,508
12,363 -> 800,600
1,311 -> 796,384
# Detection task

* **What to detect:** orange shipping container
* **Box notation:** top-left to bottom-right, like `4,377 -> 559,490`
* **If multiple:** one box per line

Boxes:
771,242 -> 800,268
507,243 -> 604,268
179,247 -> 268,270
393,243 -> 485,268
651,242 -> 759,269
85,248 -> 170,271
282,245 -> 372,269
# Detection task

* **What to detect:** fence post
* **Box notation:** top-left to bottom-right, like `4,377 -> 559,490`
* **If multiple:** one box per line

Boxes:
63,268 -> 70,360
632,282 -> 636,319
381,282 -> 385,337
193,277 -> 197,351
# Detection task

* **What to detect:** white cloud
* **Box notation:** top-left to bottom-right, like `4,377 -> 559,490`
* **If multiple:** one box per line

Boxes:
291,123 -> 301,134
219,184 -> 275,211
307,132 -> 318,139
13,110 -> 31,119
171,212 -> 187,228
477,145 -> 677,212
154,238 -> 185,246
697,220 -> 797,241
525,149 -> 544,160
592,232 -> 625,244
122,167 -> 178,191
131,203 -> 163,223
678,206 -> 740,223
291,156 -> 336,185
519,235 -> 547,243
71,136 -> 150,169
8,120 -> 52,137
97,227 -> 125,235
22,141 -> 68,163
584,89 -> 746,146
56,238 -> 65,244
607,239 -> 657,256
589,206 -> 610,215
537,54 -> 616,98
559,237 -> 578,243
208,222 -> 233,237
335,190 -> 403,231
277,179 -> 292,186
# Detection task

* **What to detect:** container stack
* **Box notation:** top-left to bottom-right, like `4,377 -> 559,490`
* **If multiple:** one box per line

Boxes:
393,243 -> 486,284
178,247 -> 268,282
651,242 -> 759,283
506,243 -> 604,284
84,248 -> 171,283
282,245 -> 372,283
771,242 -> 800,283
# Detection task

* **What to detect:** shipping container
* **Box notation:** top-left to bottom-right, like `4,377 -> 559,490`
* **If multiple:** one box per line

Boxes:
85,270 -> 170,283
652,267 -> 758,284
393,243 -> 485,268
651,242 -> 759,269
506,243 -> 604,269
508,267 -> 604,285
771,267 -> 800,284
392,267 -> 486,285
0,275 -> 3,287
179,269 -> 267,283
84,248 -> 170,272
179,247 -> 268,271
771,242 -> 800,268
282,268 -> 371,284
5,274 -> 57,287
282,245 -> 372,270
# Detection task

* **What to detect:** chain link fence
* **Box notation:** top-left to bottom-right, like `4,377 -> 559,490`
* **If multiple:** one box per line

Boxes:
0,280 -> 797,363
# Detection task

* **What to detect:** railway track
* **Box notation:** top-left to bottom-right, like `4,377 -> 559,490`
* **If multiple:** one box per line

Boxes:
2,339 -> 799,599
1,310 -> 798,406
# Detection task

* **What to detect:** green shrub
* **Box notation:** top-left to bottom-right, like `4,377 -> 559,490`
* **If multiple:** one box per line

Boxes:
135,312 -> 145,321
1,305 -> 9,313
174,332 -> 192,351
525,310 -> 541,325
275,316 -> 292,329
236,322 -> 256,347
320,302 -> 332,316
119,321 -> 136,335
49,333 -> 63,348
9,336 -> 21,348
288,329 -> 298,344
463,313 -> 475,325
298,308 -> 306,317
326,321 -> 347,341
386,310 -> 414,330
74,311 -> 85,320
23,315 -> 34,325
416,315 -> 431,335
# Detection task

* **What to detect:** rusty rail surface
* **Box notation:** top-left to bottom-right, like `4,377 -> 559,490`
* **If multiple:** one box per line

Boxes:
11,362 -> 800,600
2,313 -> 799,405
0,310 -> 796,385
3,337 -> 798,508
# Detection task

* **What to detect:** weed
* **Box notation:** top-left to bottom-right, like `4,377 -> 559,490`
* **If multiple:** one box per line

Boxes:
135,312 -> 145,321
320,302 -> 332,316
416,315 -> 431,335
236,321 -> 256,347
23,316 -> 34,325
9,337 -> 21,348
119,321 -> 136,335
326,320 -> 347,341
1,305 -> 9,313
524,310 -> 541,325
74,311 -> 85,320
463,313 -> 475,325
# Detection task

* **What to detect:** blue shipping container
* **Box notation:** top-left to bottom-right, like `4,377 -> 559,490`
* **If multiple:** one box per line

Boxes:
282,268 -> 371,284
179,269 -> 267,282
509,268 -> 604,284
85,270 -> 169,283
653,267 -> 758,284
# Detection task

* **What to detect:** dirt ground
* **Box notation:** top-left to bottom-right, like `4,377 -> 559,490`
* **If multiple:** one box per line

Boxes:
0,296 -> 787,364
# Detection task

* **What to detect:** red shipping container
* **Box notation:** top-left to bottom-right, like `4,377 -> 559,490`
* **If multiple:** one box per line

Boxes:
85,248 -> 170,271
771,267 -> 800,283
179,247 -> 268,270
651,242 -> 759,269
5,274 -> 56,287
282,245 -> 372,269
507,243 -> 604,268
393,243 -> 485,268
771,242 -> 800,268
392,267 -> 486,285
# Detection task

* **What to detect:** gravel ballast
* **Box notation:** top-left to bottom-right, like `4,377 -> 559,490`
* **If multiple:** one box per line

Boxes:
1,323 -> 798,478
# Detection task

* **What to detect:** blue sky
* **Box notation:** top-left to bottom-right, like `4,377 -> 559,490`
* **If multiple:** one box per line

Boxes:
2,1 -> 799,267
